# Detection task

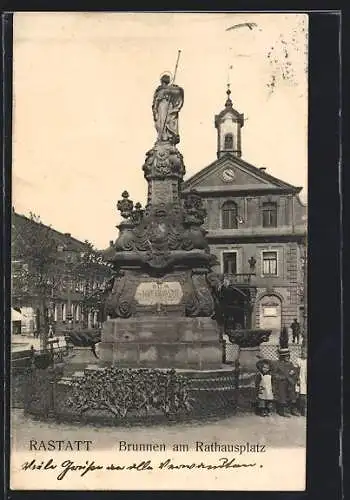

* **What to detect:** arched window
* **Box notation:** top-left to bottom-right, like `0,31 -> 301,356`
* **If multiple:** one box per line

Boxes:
222,201 -> 238,229
224,133 -> 234,150
262,202 -> 277,227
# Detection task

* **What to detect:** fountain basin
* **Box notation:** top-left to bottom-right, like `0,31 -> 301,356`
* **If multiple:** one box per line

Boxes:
24,364 -> 238,425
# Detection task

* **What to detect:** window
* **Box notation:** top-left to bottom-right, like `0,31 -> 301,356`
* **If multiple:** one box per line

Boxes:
223,252 -> 237,275
224,133 -> 234,150
75,304 -> 80,322
262,202 -> 277,227
93,311 -> 98,326
222,201 -> 238,229
62,303 -> 66,322
262,251 -> 278,275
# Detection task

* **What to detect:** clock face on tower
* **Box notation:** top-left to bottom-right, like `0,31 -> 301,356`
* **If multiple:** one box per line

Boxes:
222,168 -> 236,183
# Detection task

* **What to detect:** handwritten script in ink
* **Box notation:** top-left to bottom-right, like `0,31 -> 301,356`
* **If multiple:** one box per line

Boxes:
20,457 -> 262,480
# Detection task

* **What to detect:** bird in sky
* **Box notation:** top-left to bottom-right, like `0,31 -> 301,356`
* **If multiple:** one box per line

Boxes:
226,22 -> 258,31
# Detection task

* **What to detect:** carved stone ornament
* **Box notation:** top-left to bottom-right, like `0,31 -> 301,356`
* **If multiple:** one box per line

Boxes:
133,205 -> 183,269
183,189 -> 207,226
105,271 -> 133,319
117,191 -> 134,219
184,271 -> 215,318
142,144 -> 185,181
130,202 -> 145,226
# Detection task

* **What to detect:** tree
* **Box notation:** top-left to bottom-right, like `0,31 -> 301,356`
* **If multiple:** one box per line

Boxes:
69,240 -> 113,326
12,213 -> 61,350
12,213 -> 112,350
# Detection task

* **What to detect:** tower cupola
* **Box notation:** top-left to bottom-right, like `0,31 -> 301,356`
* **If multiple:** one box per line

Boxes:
214,84 -> 244,159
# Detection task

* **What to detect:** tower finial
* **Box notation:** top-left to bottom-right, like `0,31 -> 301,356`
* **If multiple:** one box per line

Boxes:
225,83 -> 232,108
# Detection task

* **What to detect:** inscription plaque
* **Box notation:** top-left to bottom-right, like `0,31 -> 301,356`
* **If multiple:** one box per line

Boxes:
135,281 -> 183,305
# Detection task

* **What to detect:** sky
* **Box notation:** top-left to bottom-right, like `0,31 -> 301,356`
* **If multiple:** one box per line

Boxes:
12,12 -> 308,249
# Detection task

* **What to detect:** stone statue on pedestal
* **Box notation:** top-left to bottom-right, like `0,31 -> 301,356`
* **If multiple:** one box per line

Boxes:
152,73 -> 184,145
100,70 -> 224,370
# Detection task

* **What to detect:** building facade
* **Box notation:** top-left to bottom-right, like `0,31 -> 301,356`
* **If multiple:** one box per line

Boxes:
12,211 -> 110,335
182,87 -> 307,340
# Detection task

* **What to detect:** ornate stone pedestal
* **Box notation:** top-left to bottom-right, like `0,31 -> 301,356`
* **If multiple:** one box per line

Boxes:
227,329 -> 271,372
98,316 -> 223,369
100,265 -> 224,369
227,329 -> 271,411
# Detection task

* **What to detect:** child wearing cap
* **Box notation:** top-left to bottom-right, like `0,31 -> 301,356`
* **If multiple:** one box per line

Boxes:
272,348 -> 300,417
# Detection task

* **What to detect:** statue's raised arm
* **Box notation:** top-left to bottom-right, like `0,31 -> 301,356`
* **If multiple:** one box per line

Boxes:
152,74 -> 184,145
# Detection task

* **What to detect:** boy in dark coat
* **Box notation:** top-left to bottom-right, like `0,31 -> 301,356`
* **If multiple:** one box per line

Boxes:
272,348 -> 300,417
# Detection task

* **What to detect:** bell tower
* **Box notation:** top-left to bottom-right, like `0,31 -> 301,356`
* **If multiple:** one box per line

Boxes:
214,84 -> 244,159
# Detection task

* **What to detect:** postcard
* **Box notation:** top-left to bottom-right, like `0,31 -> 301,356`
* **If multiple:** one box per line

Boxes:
10,11 -> 308,491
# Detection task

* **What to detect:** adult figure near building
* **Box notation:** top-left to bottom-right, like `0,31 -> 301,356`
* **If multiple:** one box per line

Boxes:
48,324 -> 54,339
152,72 -> 184,145
290,318 -> 301,344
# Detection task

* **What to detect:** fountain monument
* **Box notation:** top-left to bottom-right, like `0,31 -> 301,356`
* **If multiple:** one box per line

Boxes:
24,67 -> 271,423
99,70 -> 224,369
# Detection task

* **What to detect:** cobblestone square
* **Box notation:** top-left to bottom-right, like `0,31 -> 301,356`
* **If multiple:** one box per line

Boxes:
11,408 -> 306,451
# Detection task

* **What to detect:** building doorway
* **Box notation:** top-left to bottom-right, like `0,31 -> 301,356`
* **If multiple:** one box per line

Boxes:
220,286 -> 251,333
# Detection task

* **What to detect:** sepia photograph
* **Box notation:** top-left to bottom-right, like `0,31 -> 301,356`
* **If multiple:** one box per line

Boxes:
10,11 -> 308,491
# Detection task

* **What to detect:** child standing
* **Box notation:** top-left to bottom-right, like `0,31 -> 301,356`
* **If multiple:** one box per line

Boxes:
272,348 -> 300,417
295,346 -> 307,416
255,359 -> 274,416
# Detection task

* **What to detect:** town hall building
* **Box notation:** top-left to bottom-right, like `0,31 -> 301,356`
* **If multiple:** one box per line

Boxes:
182,86 -> 307,339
